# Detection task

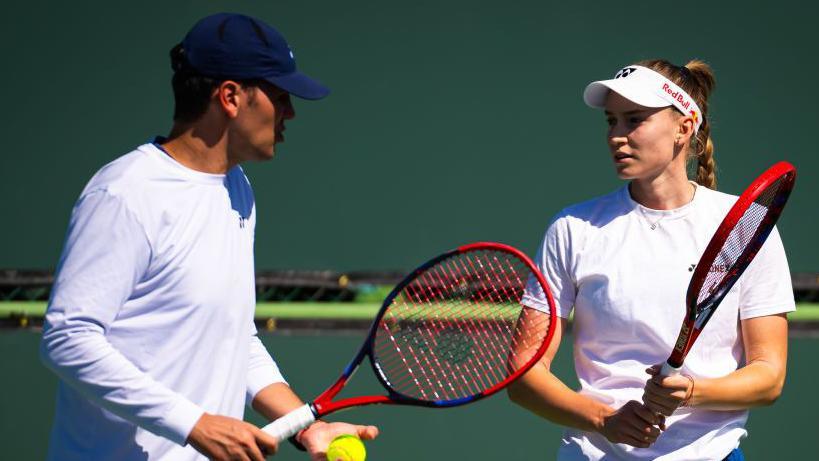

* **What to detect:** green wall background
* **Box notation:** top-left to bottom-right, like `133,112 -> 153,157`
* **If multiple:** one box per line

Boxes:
1,1 -> 817,272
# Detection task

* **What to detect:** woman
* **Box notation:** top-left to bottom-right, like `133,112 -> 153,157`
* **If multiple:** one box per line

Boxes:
509,60 -> 794,460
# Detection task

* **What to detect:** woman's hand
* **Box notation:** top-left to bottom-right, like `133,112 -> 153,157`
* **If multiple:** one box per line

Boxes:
598,400 -> 664,448
642,364 -> 694,416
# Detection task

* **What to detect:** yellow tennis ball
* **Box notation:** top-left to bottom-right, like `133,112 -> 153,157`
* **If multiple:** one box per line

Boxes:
326,434 -> 366,461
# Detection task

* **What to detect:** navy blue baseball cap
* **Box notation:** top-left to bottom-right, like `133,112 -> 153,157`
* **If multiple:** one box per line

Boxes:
180,13 -> 329,100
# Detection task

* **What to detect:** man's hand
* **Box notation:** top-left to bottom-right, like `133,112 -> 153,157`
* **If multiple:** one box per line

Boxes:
188,413 -> 279,461
598,400 -> 664,448
296,420 -> 379,461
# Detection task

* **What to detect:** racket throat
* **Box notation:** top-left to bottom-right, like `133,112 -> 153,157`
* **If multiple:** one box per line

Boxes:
314,395 -> 394,415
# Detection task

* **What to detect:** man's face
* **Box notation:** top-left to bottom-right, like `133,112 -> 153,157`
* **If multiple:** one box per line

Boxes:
229,82 -> 295,162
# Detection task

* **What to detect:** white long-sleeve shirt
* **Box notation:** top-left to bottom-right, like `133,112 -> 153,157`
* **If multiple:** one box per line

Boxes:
41,142 -> 285,461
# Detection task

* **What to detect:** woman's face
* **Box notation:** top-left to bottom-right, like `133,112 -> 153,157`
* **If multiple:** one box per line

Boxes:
604,91 -> 685,182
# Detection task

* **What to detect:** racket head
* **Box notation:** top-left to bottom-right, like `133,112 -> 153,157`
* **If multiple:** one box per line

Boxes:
364,242 -> 556,407
668,161 -> 796,367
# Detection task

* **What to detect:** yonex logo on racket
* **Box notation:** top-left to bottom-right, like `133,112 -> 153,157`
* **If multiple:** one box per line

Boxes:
674,324 -> 690,352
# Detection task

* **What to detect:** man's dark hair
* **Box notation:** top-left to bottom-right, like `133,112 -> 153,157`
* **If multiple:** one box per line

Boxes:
169,43 -> 222,123
169,44 -> 263,123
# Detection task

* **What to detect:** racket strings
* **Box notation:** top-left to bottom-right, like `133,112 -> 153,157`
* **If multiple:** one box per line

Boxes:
696,176 -> 787,305
376,253 -> 512,398
372,249 -> 551,402
376,260 -> 505,399
423,260 -> 506,393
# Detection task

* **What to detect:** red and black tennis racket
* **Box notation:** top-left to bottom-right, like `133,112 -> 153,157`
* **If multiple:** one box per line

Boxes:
262,242 -> 556,440
661,161 -> 796,376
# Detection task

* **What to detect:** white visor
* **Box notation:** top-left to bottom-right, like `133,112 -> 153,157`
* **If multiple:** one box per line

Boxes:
583,65 -> 703,132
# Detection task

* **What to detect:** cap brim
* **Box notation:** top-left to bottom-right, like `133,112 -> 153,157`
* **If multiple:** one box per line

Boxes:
583,79 -> 669,109
267,71 -> 330,100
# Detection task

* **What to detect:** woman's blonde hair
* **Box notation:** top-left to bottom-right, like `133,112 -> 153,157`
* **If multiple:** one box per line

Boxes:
636,59 -> 717,189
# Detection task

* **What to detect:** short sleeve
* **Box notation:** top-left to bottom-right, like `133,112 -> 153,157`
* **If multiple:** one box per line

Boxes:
523,216 -> 577,319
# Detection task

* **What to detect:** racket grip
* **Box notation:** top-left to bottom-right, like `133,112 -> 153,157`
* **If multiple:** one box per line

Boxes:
660,361 -> 681,377
261,404 -> 316,441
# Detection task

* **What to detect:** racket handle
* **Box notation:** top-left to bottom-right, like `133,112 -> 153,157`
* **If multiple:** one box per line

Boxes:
660,361 -> 681,377
261,404 -> 317,441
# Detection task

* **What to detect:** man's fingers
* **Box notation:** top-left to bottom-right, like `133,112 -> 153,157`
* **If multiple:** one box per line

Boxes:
226,427 -> 264,461
224,443 -> 253,461
251,426 -> 279,457
354,425 -> 379,440
244,442 -> 267,461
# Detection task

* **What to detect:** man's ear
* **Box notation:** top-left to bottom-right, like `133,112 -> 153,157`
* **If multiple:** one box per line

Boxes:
215,80 -> 244,119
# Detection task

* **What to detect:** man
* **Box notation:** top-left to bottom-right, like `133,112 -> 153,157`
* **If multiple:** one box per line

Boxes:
40,13 -> 378,461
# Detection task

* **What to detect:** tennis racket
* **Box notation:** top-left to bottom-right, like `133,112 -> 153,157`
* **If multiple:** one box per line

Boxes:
262,242 -> 557,440
661,161 -> 797,376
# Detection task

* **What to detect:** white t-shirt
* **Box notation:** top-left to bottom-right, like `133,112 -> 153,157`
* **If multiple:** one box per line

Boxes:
41,142 -> 285,461
523,183 -> 795,461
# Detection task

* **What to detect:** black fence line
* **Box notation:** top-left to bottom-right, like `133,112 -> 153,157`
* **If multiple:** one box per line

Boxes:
2,269 -> 819,303
0,269 -> 410,303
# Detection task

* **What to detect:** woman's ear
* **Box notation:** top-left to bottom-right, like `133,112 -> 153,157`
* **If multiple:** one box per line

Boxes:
677,113 -> 696,144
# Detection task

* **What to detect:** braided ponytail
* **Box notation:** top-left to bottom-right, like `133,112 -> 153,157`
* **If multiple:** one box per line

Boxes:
636,59 -> 718,189
695,123 -> 717,189
684,60 -> 717,189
